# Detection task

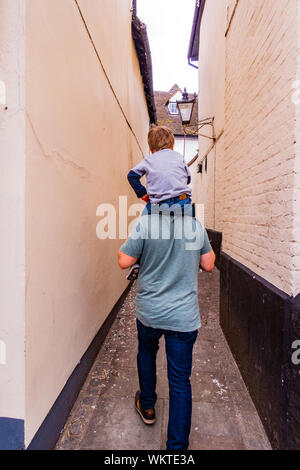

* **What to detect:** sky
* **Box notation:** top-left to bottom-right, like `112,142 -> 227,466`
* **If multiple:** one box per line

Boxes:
137,0 -> 198,95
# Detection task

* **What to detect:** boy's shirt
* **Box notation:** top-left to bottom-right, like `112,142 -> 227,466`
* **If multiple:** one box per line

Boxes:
128,149 -> 192,204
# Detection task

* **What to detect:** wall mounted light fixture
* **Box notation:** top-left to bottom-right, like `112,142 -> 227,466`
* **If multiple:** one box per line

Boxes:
177,88 -> 215,142
177,88 -> 195,125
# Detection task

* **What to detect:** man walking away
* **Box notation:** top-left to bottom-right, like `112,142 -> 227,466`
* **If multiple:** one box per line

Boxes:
118,205 -> 215,450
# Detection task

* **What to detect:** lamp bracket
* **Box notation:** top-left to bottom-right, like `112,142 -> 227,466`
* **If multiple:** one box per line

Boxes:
184,117 -> 215,141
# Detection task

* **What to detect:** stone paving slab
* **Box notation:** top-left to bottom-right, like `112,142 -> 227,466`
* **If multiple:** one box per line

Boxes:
55,270 -> 271,451
81,397 -> 165,451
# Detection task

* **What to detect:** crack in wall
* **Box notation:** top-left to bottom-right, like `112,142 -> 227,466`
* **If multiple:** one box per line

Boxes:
26,112 -> 91,180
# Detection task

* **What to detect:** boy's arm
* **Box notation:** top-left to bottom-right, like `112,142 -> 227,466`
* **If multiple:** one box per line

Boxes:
127,170 -> 147,199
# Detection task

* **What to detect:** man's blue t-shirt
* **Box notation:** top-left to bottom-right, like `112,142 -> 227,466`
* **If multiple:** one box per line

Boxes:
120,209 -> 212,332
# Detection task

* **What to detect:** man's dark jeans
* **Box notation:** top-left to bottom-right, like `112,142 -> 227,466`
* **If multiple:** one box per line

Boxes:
136,319 -> 198,451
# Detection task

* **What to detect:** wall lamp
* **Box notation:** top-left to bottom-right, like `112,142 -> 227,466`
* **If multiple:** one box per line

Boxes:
177,88 -> 215,142
177,88 -> 195,125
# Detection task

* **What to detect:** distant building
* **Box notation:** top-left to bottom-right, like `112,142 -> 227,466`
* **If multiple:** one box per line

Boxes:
154,84 -> 198,162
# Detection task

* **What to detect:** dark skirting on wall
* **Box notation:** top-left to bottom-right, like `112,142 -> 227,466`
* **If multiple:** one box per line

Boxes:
206,229 -> 222,270
220,251 -> 300,450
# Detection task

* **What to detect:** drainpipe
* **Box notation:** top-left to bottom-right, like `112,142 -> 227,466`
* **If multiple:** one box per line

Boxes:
187,0 -> 206,69
188,58 -> 198,70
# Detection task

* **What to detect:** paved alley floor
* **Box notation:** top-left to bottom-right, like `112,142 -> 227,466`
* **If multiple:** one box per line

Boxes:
56,269 -> 271,451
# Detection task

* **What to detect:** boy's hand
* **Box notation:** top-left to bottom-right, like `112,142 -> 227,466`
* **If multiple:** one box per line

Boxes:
141,194 -> 150,203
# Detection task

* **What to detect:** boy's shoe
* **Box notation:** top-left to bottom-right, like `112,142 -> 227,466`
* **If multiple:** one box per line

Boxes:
127,264 -> 140,281
135,391 -> 156,425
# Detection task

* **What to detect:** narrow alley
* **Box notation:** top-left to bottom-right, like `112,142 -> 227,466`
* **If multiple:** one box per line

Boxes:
1,0 -> 299,451
56,270 -> 271,451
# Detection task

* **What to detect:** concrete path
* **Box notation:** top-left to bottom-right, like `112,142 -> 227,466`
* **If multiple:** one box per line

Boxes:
56,269 -> 271,450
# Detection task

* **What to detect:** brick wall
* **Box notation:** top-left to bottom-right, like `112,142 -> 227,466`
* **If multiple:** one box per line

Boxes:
293,0 -> 300,295
222,0 -> 298,296
190,144 -> 216,229
191,0 -> 299,297
189,0 -> 227,230
191,0 -> 300,448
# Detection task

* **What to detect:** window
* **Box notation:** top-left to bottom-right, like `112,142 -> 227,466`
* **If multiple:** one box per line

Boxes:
168,101 -> 178,115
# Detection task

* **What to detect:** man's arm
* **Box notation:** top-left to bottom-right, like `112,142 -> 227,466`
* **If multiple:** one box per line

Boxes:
118,219 -> 144,270
118,250 -> 138,270
200,250 -> 216,273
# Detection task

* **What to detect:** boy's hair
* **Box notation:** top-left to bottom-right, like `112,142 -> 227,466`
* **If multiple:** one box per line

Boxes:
148,125 -> 175,153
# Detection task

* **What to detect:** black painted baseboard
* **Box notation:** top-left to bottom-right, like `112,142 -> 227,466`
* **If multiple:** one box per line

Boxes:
206,229 -> 222,270
27,283 -> 132,450
220,251 -> 300,450
284,292 -> 300,449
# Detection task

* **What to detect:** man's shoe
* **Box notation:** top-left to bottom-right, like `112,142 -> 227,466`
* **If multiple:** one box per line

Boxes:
135,391 -> 156,425
127,264 -> 140,281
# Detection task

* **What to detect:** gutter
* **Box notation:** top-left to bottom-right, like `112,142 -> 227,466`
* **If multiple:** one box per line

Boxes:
174,134 -> 198,140
132,0 -> 137,17
187,0 -> 206,67
132,13 -> 157,124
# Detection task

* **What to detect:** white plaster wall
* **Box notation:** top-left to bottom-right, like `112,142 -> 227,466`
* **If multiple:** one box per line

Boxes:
0,0 -> 26,422
25,0 -> 149,445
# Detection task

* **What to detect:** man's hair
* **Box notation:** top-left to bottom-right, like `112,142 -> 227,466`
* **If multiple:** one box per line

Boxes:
148,125 -> 175,153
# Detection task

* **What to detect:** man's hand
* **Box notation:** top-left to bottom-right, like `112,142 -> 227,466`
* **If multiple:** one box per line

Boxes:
200,250 -> 216,273
141,194 -> 150,203
118,250 -> 137,270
